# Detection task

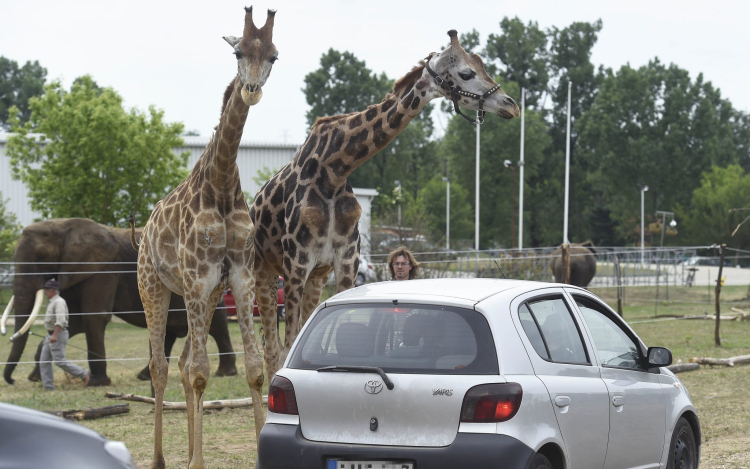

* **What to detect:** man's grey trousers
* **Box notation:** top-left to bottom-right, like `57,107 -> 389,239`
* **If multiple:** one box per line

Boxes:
40,330 -> 88,390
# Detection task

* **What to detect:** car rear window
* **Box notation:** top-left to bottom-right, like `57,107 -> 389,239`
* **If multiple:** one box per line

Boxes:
288,303 -> 499,375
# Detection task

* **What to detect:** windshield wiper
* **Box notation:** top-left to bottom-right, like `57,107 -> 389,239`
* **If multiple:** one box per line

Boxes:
316,365 -> 395,390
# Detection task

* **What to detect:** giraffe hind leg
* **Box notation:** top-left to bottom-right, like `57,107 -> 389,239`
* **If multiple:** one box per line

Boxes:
256,263 -> 281,380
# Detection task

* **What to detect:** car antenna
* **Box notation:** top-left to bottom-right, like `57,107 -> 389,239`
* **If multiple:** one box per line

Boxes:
494,260 -> 507,279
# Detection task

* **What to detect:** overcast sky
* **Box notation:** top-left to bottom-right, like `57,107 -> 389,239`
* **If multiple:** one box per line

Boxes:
2,0 -> 748,145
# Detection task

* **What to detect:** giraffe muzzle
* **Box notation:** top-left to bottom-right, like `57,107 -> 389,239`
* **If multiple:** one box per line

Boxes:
241,83 -> 263,106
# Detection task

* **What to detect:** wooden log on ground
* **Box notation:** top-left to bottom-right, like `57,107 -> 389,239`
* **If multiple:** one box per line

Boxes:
105,392 -> 267,410
730,307 -> 750,320
45,403 -> 129,421
689,354 -> 750,367
667,363 -> 700,373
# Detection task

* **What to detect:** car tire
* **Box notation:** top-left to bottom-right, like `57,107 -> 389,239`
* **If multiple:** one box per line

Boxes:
525,453 -> 553,469
355,273 -> 366,287
667,417 -> 698,469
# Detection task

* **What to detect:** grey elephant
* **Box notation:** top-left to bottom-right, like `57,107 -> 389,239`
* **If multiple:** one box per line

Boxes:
550,241 -> 597,287
2,218 -> 237,386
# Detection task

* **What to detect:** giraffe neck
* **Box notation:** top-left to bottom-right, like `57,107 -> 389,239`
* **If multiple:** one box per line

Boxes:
203,77 -> 250,191
304,58 -> 441,189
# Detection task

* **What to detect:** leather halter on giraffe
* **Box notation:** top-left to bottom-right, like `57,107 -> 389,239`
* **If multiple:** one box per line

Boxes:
251,30 -> 520,380
132,7 -> 278,469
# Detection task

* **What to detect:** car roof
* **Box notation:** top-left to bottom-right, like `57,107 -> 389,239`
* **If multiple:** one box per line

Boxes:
0,402 -> 105,440
325,278 -> 556,308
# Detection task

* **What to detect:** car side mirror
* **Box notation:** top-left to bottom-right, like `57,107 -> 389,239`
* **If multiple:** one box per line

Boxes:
647,347 -> 672,367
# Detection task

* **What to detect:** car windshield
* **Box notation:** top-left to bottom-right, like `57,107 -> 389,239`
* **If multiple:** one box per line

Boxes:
288,303 -> 498,375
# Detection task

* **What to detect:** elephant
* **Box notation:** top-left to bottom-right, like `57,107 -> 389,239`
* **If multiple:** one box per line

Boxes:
2,218 -> 237,386
551,241 -> 597,287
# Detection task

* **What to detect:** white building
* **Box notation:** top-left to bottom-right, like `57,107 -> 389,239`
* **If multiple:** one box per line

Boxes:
0,135 -> 378,256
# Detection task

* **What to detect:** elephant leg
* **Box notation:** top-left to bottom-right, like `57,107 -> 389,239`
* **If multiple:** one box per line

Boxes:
83,316 -> 111,386
27,339 -> 45,382
138,333 -> 177,381
208,306 -> 237,377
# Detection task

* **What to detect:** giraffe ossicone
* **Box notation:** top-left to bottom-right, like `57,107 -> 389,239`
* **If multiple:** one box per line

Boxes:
251,29 -> 520,388
133,7 -> 278,469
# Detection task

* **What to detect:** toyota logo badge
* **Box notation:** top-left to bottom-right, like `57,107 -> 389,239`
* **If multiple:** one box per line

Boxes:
364,380 -> 383,394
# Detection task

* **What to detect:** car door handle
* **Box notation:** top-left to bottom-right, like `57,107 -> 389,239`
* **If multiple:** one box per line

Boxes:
612,395 -> 625,407
554,396 -> 571,407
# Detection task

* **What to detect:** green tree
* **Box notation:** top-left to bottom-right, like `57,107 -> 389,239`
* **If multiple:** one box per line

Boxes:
7,75 -> 188,227
577,60 -> 738,242
0,192 -> 22,261
418,176 -> 474,246
485,18 -> 549,107
678,165 -> 750,248
0,57 -> 47,129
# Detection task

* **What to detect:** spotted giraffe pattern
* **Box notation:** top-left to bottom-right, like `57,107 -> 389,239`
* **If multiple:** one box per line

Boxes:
251,31 -> 520,380
134,8 -> 278,469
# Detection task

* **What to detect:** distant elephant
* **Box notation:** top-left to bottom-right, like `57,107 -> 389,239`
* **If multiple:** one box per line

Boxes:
2,218 -> 237,386
551,241 -> 597,287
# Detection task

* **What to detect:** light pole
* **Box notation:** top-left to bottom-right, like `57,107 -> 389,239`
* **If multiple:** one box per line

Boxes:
641,185 -> 649,266
563,81 -> 572,244
656,210 -> 677,247
475,112 -> 481,252
394,180 -> 402,227
518,87 -> 525,250
443,177 -> 450,250
504,160 -> 517,249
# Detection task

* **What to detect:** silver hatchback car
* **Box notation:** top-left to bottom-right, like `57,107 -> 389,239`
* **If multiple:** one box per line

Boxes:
258,279 -> 700,469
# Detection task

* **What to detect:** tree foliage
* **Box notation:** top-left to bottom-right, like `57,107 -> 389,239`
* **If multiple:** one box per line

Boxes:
0,57 -> 47,129
0,192 -> 21,261
6,76 -> 188,227
678,165 -> 750,248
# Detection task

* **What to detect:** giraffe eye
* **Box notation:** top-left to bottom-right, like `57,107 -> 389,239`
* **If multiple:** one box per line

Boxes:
458,70 -> 476,81
269,56 -> 278,64
234,51 -> 243,59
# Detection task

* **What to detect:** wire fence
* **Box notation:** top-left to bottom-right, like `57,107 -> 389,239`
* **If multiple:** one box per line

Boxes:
1,245 -> 748,367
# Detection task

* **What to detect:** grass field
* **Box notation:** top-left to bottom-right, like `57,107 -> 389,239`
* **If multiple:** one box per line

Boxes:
1,285 -> 749,468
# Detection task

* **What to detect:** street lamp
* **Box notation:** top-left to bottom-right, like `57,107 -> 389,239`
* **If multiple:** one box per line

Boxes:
504,160 -> 517,249
442,177 -> 450,250
656,210 -> 677,247
641,185 -> 649,266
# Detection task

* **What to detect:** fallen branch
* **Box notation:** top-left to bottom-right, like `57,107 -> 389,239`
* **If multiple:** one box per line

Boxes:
45,404 -> 129,421
105,392 -> 267,410
667,363 -> 700,373
689,354 -> 750,367
730,307 -> 750,320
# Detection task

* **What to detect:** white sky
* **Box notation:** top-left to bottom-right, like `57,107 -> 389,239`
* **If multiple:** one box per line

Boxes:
1,0 -> 747,145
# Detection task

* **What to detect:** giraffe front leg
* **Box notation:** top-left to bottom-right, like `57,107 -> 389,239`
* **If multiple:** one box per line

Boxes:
183,286 -> 221,469
256,263 -> 281,382
279,261 -> 309,374
334,244 -> 361,294
300,273 -> 329,325
138,249 -> 171,469
229,266 -> 266,442
178,332 -> 194,463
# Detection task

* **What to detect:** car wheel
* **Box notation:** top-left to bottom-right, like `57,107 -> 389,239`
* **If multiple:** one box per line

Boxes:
259,325 -> 266,348
355,273 -> 366,287
277,306 -> 285,319
525,453 -> 553,469
667,417 -> 698,469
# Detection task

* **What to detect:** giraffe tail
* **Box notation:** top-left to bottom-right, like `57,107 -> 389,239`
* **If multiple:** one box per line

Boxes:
127,214 -> 140,250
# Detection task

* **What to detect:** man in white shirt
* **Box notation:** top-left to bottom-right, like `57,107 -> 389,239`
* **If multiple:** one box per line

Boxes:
40,279 -> 90,390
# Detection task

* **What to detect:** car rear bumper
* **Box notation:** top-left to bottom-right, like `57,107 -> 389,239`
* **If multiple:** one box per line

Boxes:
258,424 -> 535,469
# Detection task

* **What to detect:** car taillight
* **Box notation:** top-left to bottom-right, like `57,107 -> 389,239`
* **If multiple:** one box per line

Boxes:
268,375 -> 299,415
460,383 -> 522,423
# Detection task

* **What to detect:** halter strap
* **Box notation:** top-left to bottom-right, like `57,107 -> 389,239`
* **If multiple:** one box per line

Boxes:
425,60 -> 503,125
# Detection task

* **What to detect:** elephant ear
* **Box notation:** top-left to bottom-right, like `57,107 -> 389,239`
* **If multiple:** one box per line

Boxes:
59,220 -> 121,289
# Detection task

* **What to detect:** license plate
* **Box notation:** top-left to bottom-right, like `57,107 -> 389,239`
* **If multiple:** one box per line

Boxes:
326,461 -> 414,469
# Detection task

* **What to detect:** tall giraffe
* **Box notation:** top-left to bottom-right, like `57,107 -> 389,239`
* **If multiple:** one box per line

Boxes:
133,7 -> 278,469
251,30 -> 520,381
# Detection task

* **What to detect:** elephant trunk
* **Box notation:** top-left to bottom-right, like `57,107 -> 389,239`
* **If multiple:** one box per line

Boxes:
4,284 -> 45,385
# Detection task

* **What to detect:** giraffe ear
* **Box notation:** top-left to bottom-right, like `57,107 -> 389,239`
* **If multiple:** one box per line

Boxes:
223,36 -> 241,47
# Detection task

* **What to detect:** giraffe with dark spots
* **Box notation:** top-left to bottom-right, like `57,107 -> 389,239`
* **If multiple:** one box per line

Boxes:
251,30 -> 520,380
131,8 -> 279,468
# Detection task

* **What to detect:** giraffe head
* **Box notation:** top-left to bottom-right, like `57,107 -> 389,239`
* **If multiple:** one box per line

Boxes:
429,30 -> 520,119
223,6 -> 278,106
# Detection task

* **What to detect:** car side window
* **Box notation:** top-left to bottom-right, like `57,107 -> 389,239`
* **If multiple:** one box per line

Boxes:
574,296 -> 645,370
519,297 -> 589,365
